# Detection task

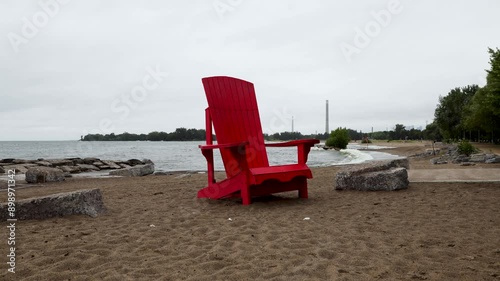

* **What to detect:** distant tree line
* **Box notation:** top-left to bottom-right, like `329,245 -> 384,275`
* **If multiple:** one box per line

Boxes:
81,128 -> 207,141
263,126 -> 430,142
81,126 -> 431,142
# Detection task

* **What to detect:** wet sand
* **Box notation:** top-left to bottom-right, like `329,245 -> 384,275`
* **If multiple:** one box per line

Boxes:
1,143 -> 499,280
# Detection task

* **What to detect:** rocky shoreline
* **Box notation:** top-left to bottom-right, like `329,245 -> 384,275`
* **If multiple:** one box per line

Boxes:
0,157 -> 155,184
413,145 -> 500,165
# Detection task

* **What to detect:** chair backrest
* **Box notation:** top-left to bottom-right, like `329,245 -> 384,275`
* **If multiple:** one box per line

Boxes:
202,76 -> 269,177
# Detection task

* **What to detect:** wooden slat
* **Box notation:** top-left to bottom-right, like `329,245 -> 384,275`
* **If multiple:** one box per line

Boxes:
203,76 -> 270,175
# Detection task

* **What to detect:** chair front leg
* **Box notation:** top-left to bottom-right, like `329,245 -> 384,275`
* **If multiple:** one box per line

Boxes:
297,144 -> 313,164
201,149 -> 215,184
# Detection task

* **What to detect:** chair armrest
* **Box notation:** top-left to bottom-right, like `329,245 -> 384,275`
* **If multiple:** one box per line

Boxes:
265,139 -> 319,147
266,139 -> 319,165
199,141 -> 249,150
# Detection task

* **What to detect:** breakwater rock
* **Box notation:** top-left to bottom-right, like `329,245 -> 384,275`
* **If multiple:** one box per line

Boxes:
0,157 -> 154,176
335,158 -> 409,191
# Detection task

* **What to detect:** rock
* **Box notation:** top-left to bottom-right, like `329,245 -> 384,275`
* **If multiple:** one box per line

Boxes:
109,164 -> 155,177
48,159 -> 74,166
3,165 -> 28,174
431,157 -> 448,165
486,157 -> 500,164
119,163 -> 132,169
83,157 -> 100,165
1,158 -> 15,163
26,167 -> 65,183
93,161 -> 105,167
0,188 -> 106,220
0,166 -> 4,174
336,167 -> 409,191
101,160 -> 121,169
126,159 -> 144,166
59,165 -> 81,174
485,154 -> 496,161
348,158 -> 410,172
143,159 -> 154,165
425,148 -> 440,155
76,164 -> 100,171
46,159 -> 75,167
12,159 -> 33,164
335,159 -> 409,191
452,155 -> 470,164
66,158 -> 84,165
35,161 -> 52,167
469,153 -> 486,163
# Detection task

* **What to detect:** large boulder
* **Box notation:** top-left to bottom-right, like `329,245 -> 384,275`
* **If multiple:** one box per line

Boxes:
0,189 -> 106,220
109,164 -> 155,177
26,167 -> 65,183
335,159 -> 409,191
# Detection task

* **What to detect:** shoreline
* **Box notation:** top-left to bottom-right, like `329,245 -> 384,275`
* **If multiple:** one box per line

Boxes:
1,142 -> 499,280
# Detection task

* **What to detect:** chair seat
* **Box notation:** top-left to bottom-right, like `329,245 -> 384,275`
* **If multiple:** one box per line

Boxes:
250,164 -> 313,185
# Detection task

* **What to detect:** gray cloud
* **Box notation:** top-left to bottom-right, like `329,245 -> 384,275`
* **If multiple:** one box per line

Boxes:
1,0 -> 499,140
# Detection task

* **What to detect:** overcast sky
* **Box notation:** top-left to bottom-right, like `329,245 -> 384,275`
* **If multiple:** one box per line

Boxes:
1,0 -> 499,141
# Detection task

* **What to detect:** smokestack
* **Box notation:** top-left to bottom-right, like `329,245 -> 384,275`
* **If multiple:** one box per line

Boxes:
325,100 -> 329,134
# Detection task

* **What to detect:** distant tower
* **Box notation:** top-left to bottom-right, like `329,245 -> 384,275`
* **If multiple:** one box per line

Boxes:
325,100 -> 329,134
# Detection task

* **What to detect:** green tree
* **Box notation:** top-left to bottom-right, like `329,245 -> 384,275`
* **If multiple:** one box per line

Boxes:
434,85 -> 478,140
464,48 -> 500,142
393,124 -> 406,140
422,122 -> 442,141
326,127 -> 350,149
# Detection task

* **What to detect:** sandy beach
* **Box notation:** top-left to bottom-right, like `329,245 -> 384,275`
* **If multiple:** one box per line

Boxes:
1,142 -> 499,280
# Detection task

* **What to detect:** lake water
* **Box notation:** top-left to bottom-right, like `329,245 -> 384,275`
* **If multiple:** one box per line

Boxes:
0,141 -> 400,172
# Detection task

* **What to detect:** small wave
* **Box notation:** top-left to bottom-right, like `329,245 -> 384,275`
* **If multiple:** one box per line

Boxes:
336,148 -> 374,165
348,144 -> 395,150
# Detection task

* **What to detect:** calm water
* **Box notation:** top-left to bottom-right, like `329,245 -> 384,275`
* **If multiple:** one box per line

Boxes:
0,141 -> 400,172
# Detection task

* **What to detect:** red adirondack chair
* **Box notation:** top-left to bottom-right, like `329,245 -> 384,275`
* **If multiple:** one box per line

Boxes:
198,76 -> 319,205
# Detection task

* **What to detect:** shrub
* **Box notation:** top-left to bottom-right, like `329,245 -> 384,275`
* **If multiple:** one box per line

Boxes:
457,140 -> 478,156
326,127 -> 350,149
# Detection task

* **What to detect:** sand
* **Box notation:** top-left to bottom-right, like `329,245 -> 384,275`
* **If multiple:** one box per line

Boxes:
1,143 -> 499,280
